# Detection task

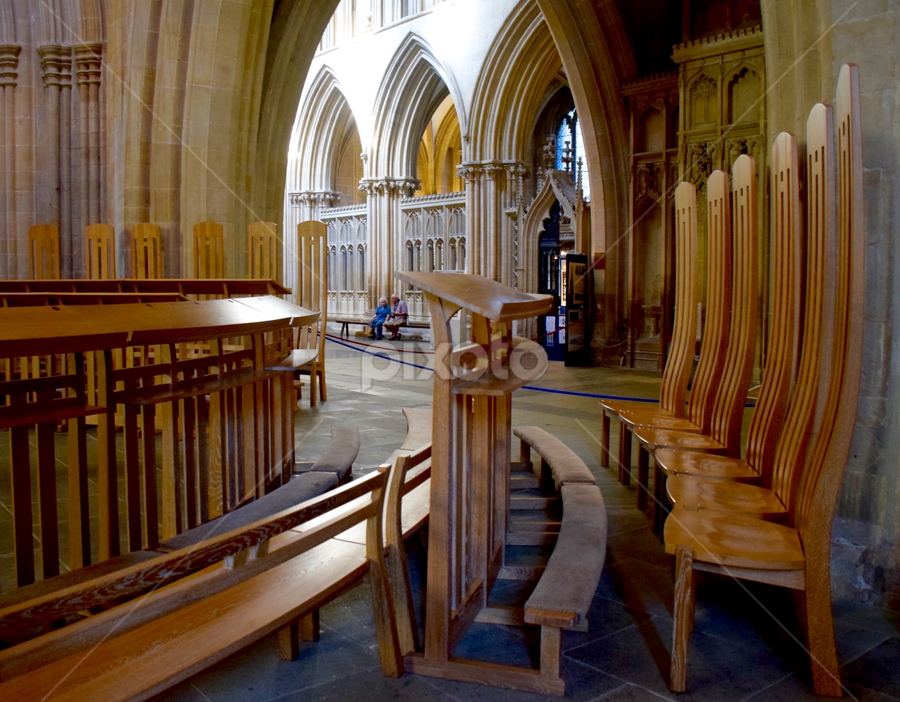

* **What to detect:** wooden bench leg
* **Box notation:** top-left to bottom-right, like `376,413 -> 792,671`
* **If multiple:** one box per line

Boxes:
318,366 -> 327,403
278,610 -> 319,661
301,610 -> 320,642
636,443 -> 649,510
340,322 -> 349,336
540,458 -> 553,493
600,412 -> 610,468
670,546 -> 695,693
539,626 -> 565,696
278,622 -> 300,661
618,423 -> 632,487
520,439 -> 532,471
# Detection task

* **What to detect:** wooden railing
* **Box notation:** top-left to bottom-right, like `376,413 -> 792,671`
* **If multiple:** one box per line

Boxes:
0,296 -> 316,590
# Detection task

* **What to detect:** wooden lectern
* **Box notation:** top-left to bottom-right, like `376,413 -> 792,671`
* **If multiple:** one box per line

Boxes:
394,270 -> 556,693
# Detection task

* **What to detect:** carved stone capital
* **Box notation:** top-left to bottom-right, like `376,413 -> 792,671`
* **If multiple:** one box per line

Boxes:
288,193 -> 304,207
74,43 -> 103,86
457,163 -> 482,182
39,44 -> 73,89
483,163 -> 504,180
0,45 -> 21,87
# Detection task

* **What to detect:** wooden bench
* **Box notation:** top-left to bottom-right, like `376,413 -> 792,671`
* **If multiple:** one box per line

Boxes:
295,425 -> 361,484
522,482 -> 607,692
332,313 -> 431,337
515,425 -> 597,491
0,454 -> 420,700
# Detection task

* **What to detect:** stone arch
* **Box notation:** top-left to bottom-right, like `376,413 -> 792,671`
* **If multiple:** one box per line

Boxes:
369,32 -> 466,179
469,0 -> 562,163
0,0 -> 16,44
37,0 -> 72,45
287,65 -> 359,195
73,0 -> 104,43
536,0 -> 635,339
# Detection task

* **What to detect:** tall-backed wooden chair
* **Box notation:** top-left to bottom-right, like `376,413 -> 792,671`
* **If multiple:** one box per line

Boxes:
615,174 -> 733,505
28,225 -> 60,280
193,221 -> 224,279
665,63 -> 863,698
663,129 -> 808,517
632,156 -> 759,530
84,224 -> 117,280
599,182 -> 699,475
131,223 -> 163,279
293,221 -> 328,406
248,221 -> 280,281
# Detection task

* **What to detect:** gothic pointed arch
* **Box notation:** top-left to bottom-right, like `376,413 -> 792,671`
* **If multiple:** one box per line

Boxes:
0,0 -> 16,43
536,0 -> 634,339
469,0 -> 562,163
288,65 -> 359,195
369,32 -> 466,180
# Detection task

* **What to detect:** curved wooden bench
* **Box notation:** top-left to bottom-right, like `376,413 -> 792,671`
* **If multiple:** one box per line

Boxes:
514,425 -> 596,490
307,426 -> 360,483
524,483 -> 607,659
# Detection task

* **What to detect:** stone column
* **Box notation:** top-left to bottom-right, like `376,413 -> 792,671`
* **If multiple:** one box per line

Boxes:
75,44 -> 102,227
458,163 -> 483,276
504,162 -> 527,288
0,45 -> 19,278
39,45 -> 73,274
361,177 -> 416,300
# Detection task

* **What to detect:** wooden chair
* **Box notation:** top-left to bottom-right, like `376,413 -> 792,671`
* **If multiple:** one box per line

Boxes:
193,221 -> 224,279
131,223 -> 163,279
248,221 -> 280,281
615,173 -> 733,503
84,224 -> 117,280
665,63 -> 863,697
293,221 -> 328,406
632,155 -> 759,531
663,129 -> 808,518
28,225 -> 60,280
599,181 -> 699,474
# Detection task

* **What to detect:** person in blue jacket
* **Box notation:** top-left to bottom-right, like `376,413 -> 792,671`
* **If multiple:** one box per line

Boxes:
369,297 -> 390,339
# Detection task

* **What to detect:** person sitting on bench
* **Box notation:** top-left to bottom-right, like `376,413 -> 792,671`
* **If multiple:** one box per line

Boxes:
384,292 -> 408,340
369,296 -> 389,339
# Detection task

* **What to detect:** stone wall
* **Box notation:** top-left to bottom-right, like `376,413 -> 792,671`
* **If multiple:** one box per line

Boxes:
762,0 -> 900,608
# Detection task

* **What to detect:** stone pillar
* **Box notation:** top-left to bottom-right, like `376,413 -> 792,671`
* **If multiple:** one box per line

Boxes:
361,177 -> 416,300
0,45 -> 19,278
459,163 -> 483,276
503,162 -> 527,288
39,45 -> 73,275
75,44 -> 102,227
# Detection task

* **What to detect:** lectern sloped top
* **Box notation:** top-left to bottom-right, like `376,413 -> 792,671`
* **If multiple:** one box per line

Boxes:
395,271 -> 554,322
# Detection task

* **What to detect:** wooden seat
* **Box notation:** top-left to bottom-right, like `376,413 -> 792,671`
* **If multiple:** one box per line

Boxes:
612,174 -> 732,498
293,220 -> 328,406
633,156 -> 759,528
131,223 -> 163,279
84,223 -> 117,279
666,64 -> 863,697
193,220 -> 224,279
599,181 -> 700,476
28,225 -> 60,280
248,220 -> 280,280
666,127 -> 817,519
